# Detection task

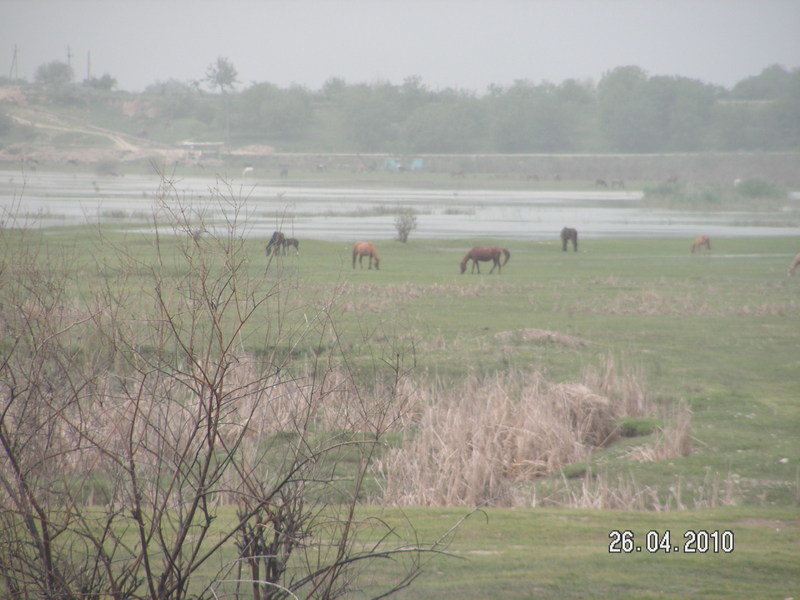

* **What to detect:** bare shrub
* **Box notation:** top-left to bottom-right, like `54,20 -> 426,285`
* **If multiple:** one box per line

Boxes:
0,174 -> 437,599
394,209 -> 417,243
378,362 -> 653,507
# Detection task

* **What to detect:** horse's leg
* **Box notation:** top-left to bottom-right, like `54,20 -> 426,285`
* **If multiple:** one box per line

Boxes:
562,237 -> 567,251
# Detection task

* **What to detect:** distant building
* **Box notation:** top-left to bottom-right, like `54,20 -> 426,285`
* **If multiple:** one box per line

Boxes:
180,141 -> 225,158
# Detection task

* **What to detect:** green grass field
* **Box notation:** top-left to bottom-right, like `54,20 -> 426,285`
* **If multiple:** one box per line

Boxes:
3,222 -> 798,598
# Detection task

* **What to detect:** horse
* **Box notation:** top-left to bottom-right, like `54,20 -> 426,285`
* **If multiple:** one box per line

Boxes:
788,253 -> 800,276
352,241 -> 380,270
284,237 -> 300,255
560,227 -> 578,252
265,231 -> 285,256
691,235 -> 711,253
459,247 -> 510,274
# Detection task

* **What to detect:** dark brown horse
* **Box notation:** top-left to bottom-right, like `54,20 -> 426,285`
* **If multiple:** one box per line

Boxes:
460,247 -> 510,274
352,241 -> 380,270
265,231 -> 285,256
691,235 -> 711,253
561,227 -> 578,252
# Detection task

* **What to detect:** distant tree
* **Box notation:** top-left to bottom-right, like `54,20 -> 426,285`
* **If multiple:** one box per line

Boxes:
402,95 -> 485,152
488,80 -> 574,152
83,73 -> 117,90
597,66 -> 655,151
732,64 -> 793,100
642,75 -> 718,151
767,68 -> 800,149
235,83 -> 314,141
339,82 -> 403,151
205,57 -> 238,145
205,56 -> 238,94
144,79 -> 208,123
322,76 -> 347,100
34,60 -> 74,89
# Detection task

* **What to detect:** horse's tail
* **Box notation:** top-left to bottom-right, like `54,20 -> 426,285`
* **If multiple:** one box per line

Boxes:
789,254 -> 800,276
501,248 -> 511,266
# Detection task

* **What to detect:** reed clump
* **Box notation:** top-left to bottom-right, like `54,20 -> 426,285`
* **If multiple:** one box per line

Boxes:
377,359 -> 660,507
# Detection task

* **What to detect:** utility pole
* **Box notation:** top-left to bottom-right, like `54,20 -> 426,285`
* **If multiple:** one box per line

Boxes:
66,45 -> 72,69
86,50 -> 91,81
9,44 -> 18,80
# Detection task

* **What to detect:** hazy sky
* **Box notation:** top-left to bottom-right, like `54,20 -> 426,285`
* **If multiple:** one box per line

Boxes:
2,0 -> 799,93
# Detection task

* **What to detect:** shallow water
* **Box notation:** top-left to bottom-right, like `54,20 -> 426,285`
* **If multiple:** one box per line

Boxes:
2,171 -> 798,241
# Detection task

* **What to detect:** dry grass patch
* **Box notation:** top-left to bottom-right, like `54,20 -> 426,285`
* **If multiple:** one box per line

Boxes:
377,359 -> 660,507
495,328 -> 585,348
518,467 -> 740,510
567,289 -> 800,317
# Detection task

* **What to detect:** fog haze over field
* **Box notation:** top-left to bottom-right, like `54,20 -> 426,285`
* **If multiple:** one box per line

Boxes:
2,0 -> 799,92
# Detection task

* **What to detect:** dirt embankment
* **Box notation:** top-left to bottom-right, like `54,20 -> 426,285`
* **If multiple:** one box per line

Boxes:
1,104 -> 185,166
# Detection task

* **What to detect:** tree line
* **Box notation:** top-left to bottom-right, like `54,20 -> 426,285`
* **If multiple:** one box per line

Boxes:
13,60 -> 800,154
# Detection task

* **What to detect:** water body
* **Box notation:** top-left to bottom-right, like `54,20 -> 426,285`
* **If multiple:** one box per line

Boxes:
2,171 -> 798,241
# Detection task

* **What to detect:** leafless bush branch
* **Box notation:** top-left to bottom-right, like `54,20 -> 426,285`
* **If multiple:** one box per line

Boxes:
0,172 -> 436,599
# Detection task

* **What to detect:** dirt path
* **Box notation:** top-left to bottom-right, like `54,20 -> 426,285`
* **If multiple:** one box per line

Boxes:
10,107 -> 151,152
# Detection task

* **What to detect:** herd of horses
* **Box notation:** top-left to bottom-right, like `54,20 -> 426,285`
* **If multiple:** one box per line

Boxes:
265,229 -> 800,276
264,231 -> 300,256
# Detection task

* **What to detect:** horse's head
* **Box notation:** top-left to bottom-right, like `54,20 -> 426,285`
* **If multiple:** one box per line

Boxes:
459,258 -> 467,274
373,257 -> 380,270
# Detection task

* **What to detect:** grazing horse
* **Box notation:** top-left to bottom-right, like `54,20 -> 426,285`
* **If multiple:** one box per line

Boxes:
265,231 -> 286,256
788,253 -> 800,276
459,247 -> 511,274
352,241 -> 380,270
691,235 -> 711,253
561,227 -> 578,252
284,237 -> 300,254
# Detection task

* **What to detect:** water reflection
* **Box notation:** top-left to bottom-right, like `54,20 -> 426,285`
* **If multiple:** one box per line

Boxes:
1,171 -> 798,240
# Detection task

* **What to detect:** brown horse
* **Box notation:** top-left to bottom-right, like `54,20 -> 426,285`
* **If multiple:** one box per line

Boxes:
459,247 -> 511,274
352,241 -> 380,270
788,253 -> 800,276
691,235 -> 711,253
561,227 -> 578,252
265,231 -> 285,256
284,237 -> 300,254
